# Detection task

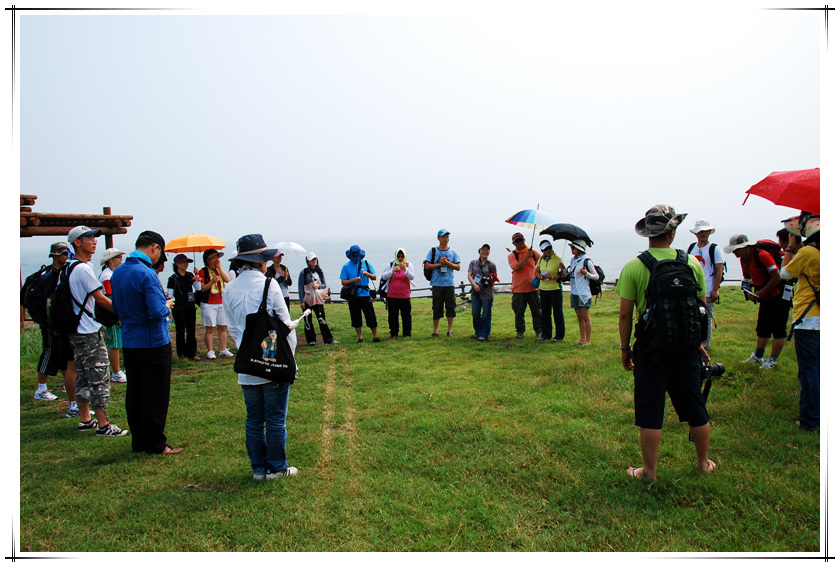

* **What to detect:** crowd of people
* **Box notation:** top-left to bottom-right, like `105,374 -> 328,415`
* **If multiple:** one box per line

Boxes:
23,206 -> 819,480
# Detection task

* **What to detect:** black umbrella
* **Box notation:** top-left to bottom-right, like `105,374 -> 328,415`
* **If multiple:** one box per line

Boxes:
539,223 -> 594,247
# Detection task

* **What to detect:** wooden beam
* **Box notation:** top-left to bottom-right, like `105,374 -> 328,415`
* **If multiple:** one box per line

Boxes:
21,227 -> 129,237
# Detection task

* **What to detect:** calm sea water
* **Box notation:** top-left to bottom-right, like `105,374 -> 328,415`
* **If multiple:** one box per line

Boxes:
20,227 -> 748,299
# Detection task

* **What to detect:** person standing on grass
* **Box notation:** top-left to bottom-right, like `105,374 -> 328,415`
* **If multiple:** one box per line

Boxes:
724,233 -> 791,370
65,226 -> 128,437
535,240 -> 565,342
298,252 -> 339,346
340,245 -> 380,343
617,205 -> 715,481
380,248 -> 414,338
111,230 -> 183,455
98,248 -> 127,383
31,242 -> 79,417
424,229 -> 461,338
266,251 -> 293,311
567,239 -> 599,346
167,254 -> 201,361
779,212 -> 820,432
508,232 -> 542,339
686,220 -> 725,354
467,244 -> 497,341
197,249 -> 234,360
224,234 -> 299,480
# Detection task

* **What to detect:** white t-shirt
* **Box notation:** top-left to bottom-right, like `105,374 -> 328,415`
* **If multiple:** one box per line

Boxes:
687,242 -> 725,298
68,260 -> 103,334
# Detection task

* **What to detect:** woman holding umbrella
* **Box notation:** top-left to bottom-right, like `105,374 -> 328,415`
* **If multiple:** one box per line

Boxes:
567,239 -> 600,346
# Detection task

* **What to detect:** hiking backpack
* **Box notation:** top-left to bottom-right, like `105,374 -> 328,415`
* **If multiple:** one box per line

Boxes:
687,241 -> 728,277
633,250 -> 708,353
47,261 -> 93,334
749,239 -> 790,291
586,259 -> 606,302
21,265 -> 57,325
423,247 -> 437,281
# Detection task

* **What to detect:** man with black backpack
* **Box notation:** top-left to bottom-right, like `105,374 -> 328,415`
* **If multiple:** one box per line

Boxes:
724,233 -> 792,370
617,205 -> 716,481
62,226 -> 129,437
26,242 -> 80,415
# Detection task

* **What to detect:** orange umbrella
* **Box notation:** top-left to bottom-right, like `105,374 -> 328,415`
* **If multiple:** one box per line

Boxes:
165,233 -> 227,253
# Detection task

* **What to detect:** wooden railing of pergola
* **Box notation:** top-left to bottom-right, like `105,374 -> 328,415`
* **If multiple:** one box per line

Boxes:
20,194 -> 134,327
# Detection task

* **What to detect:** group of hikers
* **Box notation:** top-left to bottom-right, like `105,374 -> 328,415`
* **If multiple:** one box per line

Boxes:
21,203 -> 819,481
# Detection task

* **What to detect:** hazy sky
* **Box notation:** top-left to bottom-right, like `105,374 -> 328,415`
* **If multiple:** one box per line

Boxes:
14,0 -> 827,263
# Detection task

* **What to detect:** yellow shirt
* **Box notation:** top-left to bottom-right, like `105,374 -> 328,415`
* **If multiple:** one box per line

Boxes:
536,254 -> 563,291
783,245 -> 820,321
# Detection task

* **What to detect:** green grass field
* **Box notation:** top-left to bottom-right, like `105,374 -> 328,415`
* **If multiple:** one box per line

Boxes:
19,287 -> 820,552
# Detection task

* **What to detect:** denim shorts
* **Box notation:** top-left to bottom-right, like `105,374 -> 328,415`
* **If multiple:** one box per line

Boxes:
570,294 -> 591,309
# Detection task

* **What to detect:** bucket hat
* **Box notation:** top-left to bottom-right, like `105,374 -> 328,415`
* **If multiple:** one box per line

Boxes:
634,205 -> 687,237
346,245 -> 365,262
49,242 -> 69,257
100,248 -> 127,266
232,234 -> 277,263
723,234 -> 757,254
783,213 -> 820,238
689,219 -> 716,234
569,239 -> 587,252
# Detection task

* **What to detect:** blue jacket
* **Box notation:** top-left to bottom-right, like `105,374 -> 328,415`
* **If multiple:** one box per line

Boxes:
110,253 -> 171,348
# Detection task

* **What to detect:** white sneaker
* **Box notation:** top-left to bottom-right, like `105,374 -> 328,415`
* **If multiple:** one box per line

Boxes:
760,358 -> 778,369
266,467 -> 298,479
206,350 -> 216,360
742,353 -> 763,364
34,390 -> 58,401
111,370 -> 127,383
219,348 -> 234,358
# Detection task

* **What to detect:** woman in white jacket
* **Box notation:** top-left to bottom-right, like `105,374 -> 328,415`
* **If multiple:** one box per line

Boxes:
223,234 -> 298,481
567,240 -> 600,346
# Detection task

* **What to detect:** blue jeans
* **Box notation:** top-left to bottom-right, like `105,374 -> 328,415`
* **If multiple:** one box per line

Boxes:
471,294 -> 493,339
241,382 -> 292,475
794,329 -> 820,428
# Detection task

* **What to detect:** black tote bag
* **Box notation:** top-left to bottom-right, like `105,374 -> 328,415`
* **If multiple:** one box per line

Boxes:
233,278 -> 297,383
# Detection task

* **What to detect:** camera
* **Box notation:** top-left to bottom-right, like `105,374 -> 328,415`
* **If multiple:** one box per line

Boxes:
701,361 -> 725,380
479,276 -> 491,289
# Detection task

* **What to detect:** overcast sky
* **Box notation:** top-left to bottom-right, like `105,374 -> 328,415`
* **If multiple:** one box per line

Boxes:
14,0 -> 828,262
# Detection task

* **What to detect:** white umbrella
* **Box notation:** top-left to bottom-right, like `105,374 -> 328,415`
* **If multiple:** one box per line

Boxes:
270,241 -> 308,257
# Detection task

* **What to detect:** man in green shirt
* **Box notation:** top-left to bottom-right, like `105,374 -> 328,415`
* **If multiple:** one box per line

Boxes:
616,205 -> 716,481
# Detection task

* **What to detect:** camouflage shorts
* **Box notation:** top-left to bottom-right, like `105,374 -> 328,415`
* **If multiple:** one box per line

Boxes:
68,331 -> 111,410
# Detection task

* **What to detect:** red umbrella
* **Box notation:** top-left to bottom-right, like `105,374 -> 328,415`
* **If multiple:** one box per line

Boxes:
742,168 -> 819,214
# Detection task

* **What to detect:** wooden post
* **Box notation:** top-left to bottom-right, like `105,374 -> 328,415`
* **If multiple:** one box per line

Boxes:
103,207 -> 113,248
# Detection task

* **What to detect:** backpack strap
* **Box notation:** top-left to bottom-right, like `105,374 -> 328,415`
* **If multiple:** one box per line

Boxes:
687,242 -> 696,255
64,261 -> 95,319
787,272 -> 820,339
637,251 -> 656,273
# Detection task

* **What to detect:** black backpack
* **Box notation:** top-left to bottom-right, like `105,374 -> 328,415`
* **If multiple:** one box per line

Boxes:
585,259 -> 606,302
687,241 -> 728,276
423,248 -> 436,281
21,265 -> 58,326
47,261 -> 93,335
634,250 -> 708,354
751,239 -> 790,291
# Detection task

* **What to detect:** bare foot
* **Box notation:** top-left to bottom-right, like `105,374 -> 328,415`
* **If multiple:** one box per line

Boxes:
699,459 -> 717,473
626,466 -> 655,480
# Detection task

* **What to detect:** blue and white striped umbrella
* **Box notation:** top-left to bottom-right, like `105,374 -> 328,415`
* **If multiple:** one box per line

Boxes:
505,209 -> 558,230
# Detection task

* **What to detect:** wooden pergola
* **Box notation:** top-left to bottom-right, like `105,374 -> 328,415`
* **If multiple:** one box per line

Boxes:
20,194 -> 134,327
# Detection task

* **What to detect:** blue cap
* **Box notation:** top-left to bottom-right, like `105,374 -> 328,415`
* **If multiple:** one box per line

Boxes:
437,229 -> 450,237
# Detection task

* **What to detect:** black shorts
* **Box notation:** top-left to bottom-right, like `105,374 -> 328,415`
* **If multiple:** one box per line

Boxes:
432,286 -> 456,319
632,343 -> 710,430
348,295 -> 377,329
37,326 -> 74,376
756,295 -> 792,339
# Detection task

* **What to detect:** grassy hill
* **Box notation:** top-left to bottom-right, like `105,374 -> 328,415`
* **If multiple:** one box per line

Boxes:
18,287 -> 819,552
